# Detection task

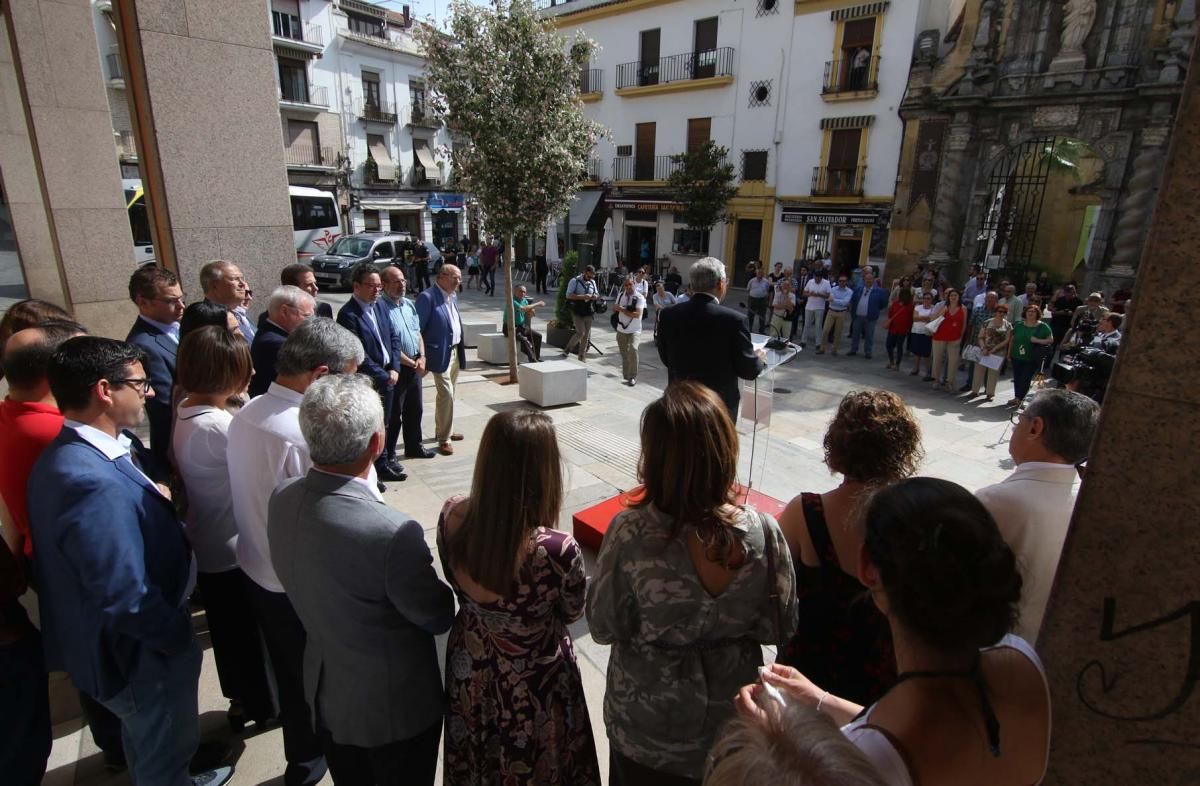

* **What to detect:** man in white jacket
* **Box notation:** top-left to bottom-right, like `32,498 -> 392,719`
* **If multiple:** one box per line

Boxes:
975,388 -> 1099,640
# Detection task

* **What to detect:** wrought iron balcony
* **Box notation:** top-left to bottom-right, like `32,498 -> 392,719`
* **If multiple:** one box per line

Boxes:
811,166 -> 866,196
823,55 -> 879,95
579,68 -> 603,95
105,52 -> 123,82
406,103 -> 440,128
358,100 -> 397,124
284,145 -> 337,168
115,131 -> 138,160
616,47 -> 734,90
280,83 -> 329,108
612,155 -> 683,182
581,158 -> 602,182
272,13 -> 324,49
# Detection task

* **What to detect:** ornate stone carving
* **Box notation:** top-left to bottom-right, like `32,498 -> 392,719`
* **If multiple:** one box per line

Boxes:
1061,0 -> 1098,53
1033,104 -> 1081,128
1110,145 -> 1165,267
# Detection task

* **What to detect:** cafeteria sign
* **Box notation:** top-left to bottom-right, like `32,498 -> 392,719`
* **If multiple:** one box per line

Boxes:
606,199 -> 683,212
427,193 -> 465,211
781,208 -> 884,226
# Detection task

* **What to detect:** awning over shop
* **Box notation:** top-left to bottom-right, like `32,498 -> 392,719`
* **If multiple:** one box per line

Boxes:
414,139 -> 442,184
368,137 -> 395,180
568,190 -> 603,229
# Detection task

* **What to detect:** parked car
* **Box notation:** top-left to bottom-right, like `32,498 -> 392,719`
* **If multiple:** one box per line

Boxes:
310,232 -> 416,290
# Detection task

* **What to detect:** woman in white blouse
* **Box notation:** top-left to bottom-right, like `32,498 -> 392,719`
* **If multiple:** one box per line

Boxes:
651,282 -> 676,323
736,478 -> 1050,786
173,325 -> 275,731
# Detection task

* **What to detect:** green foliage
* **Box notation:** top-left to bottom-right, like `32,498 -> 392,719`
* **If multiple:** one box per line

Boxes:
668,140 -> 738,231
554,250 -> 579,328
416,1 -> 607,238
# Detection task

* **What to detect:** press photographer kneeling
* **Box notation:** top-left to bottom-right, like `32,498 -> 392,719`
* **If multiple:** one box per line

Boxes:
1052,312 -> 1123,403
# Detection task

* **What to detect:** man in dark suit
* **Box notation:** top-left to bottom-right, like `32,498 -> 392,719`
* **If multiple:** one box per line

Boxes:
656,256 -> 766,420
337,263 -> 406,481
281,262 -> 333,319
27,336 -> 231,786
415,264 -> 467,456
270,374 -> 453,786
249,285 -> 316,397
125,265 -> 184,467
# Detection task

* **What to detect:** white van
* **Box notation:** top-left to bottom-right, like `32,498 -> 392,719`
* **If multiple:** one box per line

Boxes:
290,186 -> 342,261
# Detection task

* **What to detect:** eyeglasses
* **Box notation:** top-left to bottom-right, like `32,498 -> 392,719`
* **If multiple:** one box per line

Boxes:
110,377 -> 152,395
154,296 -> 185,307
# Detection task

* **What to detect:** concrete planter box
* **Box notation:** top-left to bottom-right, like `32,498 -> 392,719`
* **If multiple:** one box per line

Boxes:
461,319 -> 497,348
546,323 -> 574,348
518,360 -> 587,407
476,332 -> 509,365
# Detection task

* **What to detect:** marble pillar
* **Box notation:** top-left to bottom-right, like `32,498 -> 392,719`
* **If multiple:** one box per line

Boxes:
1038,32 -> 1200,783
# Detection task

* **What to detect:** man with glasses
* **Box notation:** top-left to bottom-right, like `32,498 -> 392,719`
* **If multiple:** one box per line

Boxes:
200,260 -> 255,341
126,265 -> 185,467
416,265 -> 467,456
249,286 -> 316,398
28,336 -> 232,786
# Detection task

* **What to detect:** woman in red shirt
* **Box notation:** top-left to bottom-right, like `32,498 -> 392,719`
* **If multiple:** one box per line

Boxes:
930,288 -> 967,390
883,288 -> 914,370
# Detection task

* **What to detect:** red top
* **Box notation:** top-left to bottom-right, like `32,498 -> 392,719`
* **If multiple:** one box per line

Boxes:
0,399 -> 64,557
887,301 -> 913,335
932,305 -> 967,341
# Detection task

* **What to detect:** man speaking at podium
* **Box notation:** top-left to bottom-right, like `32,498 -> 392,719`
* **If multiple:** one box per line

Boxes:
656,257 -> 766,420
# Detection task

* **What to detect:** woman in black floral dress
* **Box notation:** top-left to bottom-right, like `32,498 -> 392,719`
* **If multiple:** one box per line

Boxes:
437,410 -> 600,786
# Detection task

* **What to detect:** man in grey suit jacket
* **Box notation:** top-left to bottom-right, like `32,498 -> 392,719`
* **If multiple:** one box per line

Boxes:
268,374 -> 454,786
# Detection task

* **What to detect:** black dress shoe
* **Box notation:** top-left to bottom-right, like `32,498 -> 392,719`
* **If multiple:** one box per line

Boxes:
377,463 -> 407,482
377,481 -> 387,494
405,447 -> 436,459
387,459 -> 406,475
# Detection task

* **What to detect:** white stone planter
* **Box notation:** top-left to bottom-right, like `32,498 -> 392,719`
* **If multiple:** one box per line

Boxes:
518,360 -> 587,408
461,319 -> 497,348
476,332 -> 508,364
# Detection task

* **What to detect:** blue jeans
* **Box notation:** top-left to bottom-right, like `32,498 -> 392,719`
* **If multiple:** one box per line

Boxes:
100,638 -> 202,786
850,315 -> 878,356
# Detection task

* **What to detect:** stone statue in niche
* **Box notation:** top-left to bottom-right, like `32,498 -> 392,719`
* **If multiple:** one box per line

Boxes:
1060,0 -> 1098,54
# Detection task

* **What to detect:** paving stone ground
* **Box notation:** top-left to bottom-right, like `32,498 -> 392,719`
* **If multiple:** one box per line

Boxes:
47,284 -> 1022,786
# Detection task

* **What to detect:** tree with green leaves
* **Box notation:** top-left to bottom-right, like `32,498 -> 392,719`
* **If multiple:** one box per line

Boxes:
417,0 -> 604,379
668,140 -> 738,244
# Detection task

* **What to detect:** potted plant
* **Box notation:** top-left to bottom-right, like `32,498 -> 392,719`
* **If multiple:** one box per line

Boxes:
546,250 -> 579,348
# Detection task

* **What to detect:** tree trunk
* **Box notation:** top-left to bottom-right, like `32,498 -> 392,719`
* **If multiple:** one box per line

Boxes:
504,233 -> 518,381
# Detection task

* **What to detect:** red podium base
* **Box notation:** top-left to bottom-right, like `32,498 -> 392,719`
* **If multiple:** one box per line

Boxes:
572,486 -> 789,552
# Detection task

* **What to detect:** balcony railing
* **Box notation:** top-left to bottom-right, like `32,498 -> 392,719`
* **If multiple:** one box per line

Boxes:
581,158 -> 602,181
406,103 -> 440,128
579,69 -> 603,94
616,47 -> 735,90
358,100 -> 397,124
115,130 -> 138,159
284,145 -> 337,168
823,55 -> 879,94
105,52 -> 123,81
280,83 -> 329,107
613,155 -> 683,182
272,13 -> 324,47
811,166 -> 866,196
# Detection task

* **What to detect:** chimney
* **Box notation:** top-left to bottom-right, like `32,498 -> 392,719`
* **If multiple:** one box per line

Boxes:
403,4 -> 411,27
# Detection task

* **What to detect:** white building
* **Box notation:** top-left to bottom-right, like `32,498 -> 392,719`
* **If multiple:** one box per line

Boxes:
271,0 -> 464,248
540,0 -> 955,285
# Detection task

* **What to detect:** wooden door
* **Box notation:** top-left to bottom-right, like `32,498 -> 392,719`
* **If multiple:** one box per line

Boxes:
693,17 -> 718,78
635,122 -> 656,180
640,29 -> 661,85
827,129 -> 862,193
840,17 -> 876,89
687,117 -> 711,155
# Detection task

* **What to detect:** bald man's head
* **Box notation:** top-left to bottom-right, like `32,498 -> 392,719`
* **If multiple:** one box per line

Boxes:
3,319 -> 87,391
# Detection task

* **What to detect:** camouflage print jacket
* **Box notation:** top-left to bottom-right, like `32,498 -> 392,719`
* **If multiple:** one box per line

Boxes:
585,503 -> 799,778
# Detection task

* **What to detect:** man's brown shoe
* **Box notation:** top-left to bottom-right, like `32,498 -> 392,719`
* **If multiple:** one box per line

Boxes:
439,442 -> 454,455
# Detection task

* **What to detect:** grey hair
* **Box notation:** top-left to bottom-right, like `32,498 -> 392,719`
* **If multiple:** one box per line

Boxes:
1023,388 -> 1099,465
275,317 -> 364,376
704,702 -> 887,786
268,285 -> 314,313
299,374 -> 383,466
690,257 -> 727,294
199,260 -> 235,292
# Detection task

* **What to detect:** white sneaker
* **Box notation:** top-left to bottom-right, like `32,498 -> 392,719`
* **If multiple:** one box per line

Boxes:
193,766 -> 233,786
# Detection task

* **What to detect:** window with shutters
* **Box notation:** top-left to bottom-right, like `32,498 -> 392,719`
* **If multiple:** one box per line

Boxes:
362,71 -> 381,109
686,118 -> 711,155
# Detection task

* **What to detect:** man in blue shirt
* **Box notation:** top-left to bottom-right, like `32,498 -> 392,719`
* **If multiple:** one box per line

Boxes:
822,274 -> 854,355
849,267 -> 890,359
380,266 -> 435,460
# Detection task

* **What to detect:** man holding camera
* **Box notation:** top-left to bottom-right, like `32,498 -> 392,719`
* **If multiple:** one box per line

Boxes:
562,265 -> 600,362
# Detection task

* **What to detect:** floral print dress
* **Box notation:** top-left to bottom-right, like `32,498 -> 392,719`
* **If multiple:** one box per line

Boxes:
437,499 -> 600,786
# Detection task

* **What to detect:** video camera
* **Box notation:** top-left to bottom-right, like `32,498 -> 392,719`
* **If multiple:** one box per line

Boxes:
1051,344 -> 1117,402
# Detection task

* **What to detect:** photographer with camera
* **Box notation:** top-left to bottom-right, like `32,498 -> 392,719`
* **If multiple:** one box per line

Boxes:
1052,312 -> 1122,403
562,265 -> 601,363
1063,292 -> 1109,349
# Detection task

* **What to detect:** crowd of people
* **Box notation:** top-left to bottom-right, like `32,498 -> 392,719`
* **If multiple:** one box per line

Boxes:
0,252 -> 1104,786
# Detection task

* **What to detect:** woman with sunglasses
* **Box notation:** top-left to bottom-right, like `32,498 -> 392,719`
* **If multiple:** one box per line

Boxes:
969,304 -> 1013,402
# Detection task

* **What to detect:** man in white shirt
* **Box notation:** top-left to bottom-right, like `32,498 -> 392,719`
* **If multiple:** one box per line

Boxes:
228,318 -> 364,786
1018,282 -> 1040,310
746,264 -> 772,334
975,388 -> 1099,640
800,269 -> 832,349
614,277 -> 646,386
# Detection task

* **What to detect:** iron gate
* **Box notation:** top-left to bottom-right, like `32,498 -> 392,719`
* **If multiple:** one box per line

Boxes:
974,137 -> 1056,276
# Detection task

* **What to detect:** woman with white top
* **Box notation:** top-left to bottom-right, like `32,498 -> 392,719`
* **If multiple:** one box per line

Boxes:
615,277 -> 647,386
907,291 -> 936,378
173,325 -> 275,732
652,282 -> 677,322
736,478 -> 1050,786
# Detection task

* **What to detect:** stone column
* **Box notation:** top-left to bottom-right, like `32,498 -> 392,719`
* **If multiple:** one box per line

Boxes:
114,0 -> 295,304
925,114 -> 974,268
1038,34 -> 1200,783
0,0 -> 138,336
1108,124 -> 1170,272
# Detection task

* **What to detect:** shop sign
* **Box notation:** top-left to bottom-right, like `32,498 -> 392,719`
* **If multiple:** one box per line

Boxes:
606,199 -> 683,212
427,193 -> 465,211
781,208 -> 885,227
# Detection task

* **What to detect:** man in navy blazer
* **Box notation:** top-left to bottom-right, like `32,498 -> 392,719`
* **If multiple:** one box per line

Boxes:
848,266 -> 890,359
250,285 -> 316,398
415,264 -> 467,456
28,336 -> 230,786
337,263 -> 407,481
125,265 -> 184,467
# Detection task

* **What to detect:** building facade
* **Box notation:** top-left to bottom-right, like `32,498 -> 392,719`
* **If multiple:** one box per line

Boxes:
539,0 -> 955,284
887,0 -> 1192,291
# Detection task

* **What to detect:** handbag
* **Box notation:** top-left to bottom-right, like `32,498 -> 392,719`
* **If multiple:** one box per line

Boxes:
962,345 -> 982,363
926,314 -> 945,334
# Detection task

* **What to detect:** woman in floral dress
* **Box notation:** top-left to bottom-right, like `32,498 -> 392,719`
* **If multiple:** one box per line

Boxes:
437,410 -> 600,786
